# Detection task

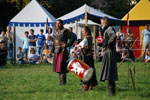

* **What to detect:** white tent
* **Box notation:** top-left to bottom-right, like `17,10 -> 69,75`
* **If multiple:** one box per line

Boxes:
59,4 -> 119,39
64,19 -> 100,39
9,0 -> 56,50
58,4 -> 120,60
58,4 -> 119,24
77,19 -> 99,25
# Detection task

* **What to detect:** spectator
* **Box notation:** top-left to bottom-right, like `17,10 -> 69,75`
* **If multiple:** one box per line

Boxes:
45,27 -> 53,39
46,36 -> 53,50
116,27 -> 124,49
22,31 -> 29,61
69,27 -> 77,41
116,47 -> 133,62
116,47 -> 123,62
37,29 -> 46,56
68,27 -> 77,53
145,49 -> 150,63
0,31 -> 8,65
16,47 -> 25,64
116,27 -> 124,40
28,48 -> 40,64
0,31 -> 7,43
5,26 -> 14,64
42,44 -> 51,63
28,29 -> 37,53
96,32 -> 104,46
140,24 -> 150,60
124,28 -> 135,61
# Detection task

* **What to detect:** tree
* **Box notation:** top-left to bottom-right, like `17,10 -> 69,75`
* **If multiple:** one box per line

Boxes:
47,0 -> 94,18
92,0 -> 140,19
0,1 -> 19,30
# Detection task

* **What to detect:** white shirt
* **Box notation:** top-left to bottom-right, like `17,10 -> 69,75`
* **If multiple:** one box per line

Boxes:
45,33 -> 53,39
116,32 -> 124,40
79,38 -> 88,48
46,40 -> 53,50
6,32 -> 13,43
145,55 -> 150,60
142,29 -> 150,43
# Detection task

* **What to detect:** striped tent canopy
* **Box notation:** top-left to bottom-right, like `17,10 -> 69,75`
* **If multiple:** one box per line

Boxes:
58,4 -> 120,25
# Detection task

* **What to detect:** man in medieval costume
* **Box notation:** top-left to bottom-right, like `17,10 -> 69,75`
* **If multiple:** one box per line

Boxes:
99,17 -> 118,96
52,19 -> 75,85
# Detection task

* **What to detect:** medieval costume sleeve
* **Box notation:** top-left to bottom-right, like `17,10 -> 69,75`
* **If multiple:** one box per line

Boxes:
103,27 -> 116,50
63,29 -> 75,47
107,27 -> 116,48
79,38 -> 88,48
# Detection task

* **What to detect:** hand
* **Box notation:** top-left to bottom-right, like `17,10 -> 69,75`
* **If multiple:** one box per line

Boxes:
18,58 -> 22,60
29,39 -> 32,42
32,58 -> 35,60
72,52 -> 76,57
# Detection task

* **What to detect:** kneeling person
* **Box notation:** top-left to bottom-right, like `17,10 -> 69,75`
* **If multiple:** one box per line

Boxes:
17,47 -> 26,64
29,48 -> 40,64
42,44 -> 51,63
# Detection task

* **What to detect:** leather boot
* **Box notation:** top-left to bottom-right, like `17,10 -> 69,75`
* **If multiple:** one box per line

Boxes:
59,73 -> 66,85
82,84 -> 88,91
62,73 -> 66,85
108,80 -> 116,96
59,74 -> 63,85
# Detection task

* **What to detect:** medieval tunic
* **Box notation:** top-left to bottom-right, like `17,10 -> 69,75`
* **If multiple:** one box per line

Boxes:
79,36 -> 98,86
53,28 -> 74,73
99,26 -> 118,81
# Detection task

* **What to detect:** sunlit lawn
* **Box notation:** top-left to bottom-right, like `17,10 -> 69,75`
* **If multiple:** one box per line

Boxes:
0,61 -> 150,100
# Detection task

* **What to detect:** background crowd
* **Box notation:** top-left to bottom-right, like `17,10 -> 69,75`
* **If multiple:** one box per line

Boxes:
0,26 -> 78,65
0,24 -> 150,65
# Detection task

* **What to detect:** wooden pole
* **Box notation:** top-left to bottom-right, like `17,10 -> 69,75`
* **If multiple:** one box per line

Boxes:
76,23 -> 78,38
93,25 -> 97,62
13,26 -> 16,64
85,7 -> 88,26
129,68 -> 136,90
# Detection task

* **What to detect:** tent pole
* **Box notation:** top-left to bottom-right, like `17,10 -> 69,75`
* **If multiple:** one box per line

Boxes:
13,26 -> 16,65
85,7 -> 88,26
76,23 -> 78,38
93,25 -> 97,62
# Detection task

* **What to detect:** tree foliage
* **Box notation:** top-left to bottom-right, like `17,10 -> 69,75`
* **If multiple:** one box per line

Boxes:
92,0 -> 140,18
0,0 -> 140,30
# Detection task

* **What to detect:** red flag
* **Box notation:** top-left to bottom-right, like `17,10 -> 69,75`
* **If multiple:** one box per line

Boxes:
127,13 -> 129,28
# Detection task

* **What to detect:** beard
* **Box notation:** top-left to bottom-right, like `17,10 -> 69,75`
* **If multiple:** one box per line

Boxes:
56,26 -> 63,31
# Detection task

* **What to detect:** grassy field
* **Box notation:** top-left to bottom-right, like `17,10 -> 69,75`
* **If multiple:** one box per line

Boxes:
0,62 -> 150,100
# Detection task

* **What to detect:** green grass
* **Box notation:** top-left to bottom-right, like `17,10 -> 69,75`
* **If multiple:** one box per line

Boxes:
0,62 -> 150,100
